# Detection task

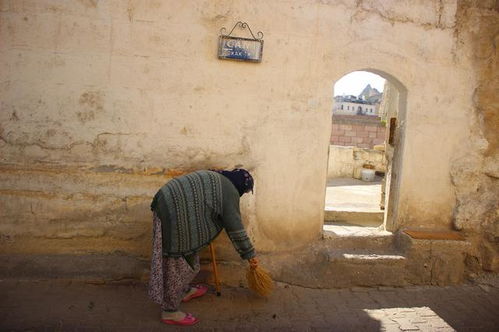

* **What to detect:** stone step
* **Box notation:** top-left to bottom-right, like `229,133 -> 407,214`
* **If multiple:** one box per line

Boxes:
266,246 -> 408,288
322,249 -> 407,287
327,250 -> 406,265
324,209 -> 384,226
394,231 -> 472,285
322,224 -> 395,251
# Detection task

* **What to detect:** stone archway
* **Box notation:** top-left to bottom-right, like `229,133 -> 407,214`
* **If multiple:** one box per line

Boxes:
326,69 -> 408,232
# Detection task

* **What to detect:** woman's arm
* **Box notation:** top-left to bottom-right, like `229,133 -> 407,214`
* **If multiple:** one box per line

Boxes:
219,177 -> 256,260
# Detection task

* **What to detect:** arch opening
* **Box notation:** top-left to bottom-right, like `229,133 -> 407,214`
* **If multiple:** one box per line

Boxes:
324,69 -> 407,234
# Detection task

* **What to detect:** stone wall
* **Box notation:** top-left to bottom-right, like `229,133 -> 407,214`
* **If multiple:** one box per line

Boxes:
327,145 -> 386,179
449,0 -> 499,273
330,115 -> 386,149
0,0 -> 497,280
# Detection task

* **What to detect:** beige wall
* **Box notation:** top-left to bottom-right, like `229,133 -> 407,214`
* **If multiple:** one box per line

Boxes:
0,1 -> 494,263
327,146 -> 355,179
327,145 -> 385,179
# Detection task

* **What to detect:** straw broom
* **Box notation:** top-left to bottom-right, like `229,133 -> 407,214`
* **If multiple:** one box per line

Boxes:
246,258 -> 274,297
209,245 -> 273,297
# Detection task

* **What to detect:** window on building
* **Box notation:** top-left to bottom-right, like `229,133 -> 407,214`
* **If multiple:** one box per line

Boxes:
341,105 -> 344,110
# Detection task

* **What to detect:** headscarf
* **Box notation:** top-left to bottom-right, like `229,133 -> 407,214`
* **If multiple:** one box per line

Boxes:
213,168 -> 254,196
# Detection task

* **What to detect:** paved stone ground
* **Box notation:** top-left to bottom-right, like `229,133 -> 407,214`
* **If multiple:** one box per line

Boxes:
325,177 -> 383,212
1,277 -> 498,331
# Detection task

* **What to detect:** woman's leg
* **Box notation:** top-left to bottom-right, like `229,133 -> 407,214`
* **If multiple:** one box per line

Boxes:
148,212 -> 201,323
148,213 -> 165,306
161,254 -> 200,312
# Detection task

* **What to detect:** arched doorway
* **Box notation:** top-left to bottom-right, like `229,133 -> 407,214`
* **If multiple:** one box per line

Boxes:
324,69 -> 407,233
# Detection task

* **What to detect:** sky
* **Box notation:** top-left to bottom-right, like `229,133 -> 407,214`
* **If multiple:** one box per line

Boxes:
334,71 -> 386,96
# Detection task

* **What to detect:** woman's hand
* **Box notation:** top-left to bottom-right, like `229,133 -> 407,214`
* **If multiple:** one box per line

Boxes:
248,257 -> 258,269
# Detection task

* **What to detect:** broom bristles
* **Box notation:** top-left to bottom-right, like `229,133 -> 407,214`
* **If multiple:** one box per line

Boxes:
246,265 -> 274,297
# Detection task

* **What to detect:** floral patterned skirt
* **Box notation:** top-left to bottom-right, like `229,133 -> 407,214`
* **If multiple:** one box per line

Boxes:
148,213 -> 200,311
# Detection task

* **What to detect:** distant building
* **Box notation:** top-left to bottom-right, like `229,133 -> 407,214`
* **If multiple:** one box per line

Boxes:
333,84 -> 382,116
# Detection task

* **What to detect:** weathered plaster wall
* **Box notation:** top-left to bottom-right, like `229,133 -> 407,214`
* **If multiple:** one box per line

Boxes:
378,80 -> 401,230
327,146 -> 355,179
449,0 -> 499,272
327,145 -> 385,179
0,0 -> 496,272
317,1 -> 472,231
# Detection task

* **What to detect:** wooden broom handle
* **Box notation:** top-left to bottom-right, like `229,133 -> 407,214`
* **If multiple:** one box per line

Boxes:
209,243 -> 221,296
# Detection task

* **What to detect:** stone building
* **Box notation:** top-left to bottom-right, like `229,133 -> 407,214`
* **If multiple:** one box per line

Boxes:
0,1 -> 497,287
333,84 -> 382,116
333,94 -> 379,116
331,85 -> 384,148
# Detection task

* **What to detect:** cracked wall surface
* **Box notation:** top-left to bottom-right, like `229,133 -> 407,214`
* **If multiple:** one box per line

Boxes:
0,0 -> 497,273
449,0 -> 499,272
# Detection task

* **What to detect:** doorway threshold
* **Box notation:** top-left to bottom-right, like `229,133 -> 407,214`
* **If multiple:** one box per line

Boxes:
322,223 -> 395,252
323,223 -> 390,237
325,210 -> 383,226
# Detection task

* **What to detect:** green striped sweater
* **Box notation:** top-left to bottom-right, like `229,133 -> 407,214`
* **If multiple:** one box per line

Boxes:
150,170 -> 256,260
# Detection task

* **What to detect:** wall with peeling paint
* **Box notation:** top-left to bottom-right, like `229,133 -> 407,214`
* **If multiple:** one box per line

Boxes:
0,0 -> 496,272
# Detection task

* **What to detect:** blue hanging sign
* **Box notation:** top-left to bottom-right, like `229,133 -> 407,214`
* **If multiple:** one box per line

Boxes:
218,22 -> 264,63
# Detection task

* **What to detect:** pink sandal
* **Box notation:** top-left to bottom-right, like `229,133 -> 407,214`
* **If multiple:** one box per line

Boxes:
182,285 -> 208,302
182,284 -> 208,302
161,313 -> 199,326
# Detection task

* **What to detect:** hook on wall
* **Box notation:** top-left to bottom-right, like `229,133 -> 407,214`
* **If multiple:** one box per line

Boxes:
220,21 -> 264,41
